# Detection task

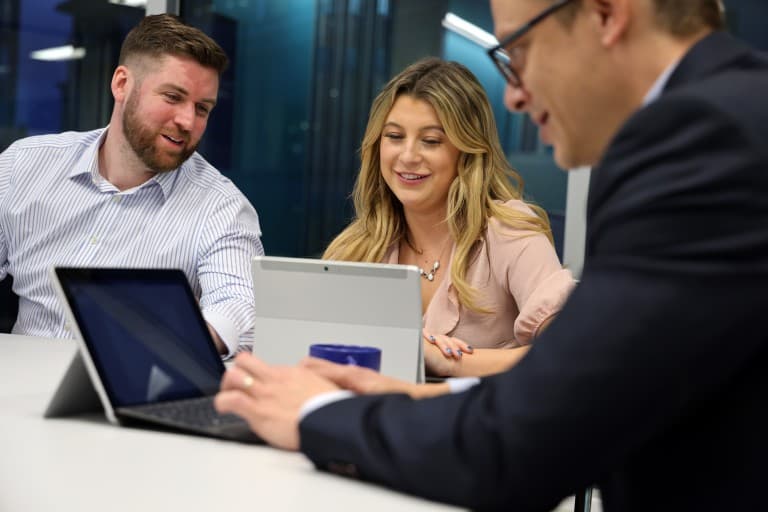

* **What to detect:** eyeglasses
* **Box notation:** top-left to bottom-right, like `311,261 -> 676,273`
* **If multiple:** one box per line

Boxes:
487,0 -> 575,88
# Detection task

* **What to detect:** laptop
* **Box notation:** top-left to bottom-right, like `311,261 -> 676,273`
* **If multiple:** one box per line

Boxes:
251,256 -> 424,383
45,267 -> 260,444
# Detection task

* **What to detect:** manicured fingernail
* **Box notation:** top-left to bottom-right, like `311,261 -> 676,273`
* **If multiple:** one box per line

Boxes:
428,335 -> 436,342
456,349 -> 462,357
466,345 -> 474,352
445,348 -> 452,355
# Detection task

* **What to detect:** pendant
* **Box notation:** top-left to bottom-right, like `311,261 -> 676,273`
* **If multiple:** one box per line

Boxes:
418,260 -> 440,282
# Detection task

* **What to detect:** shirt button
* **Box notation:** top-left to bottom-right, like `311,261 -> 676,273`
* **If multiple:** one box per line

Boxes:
90,236 -> 98,245
112,195 -> 121,203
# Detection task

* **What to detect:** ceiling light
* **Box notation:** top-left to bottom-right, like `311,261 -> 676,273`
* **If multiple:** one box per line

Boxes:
30,45 -> 86,61
108,0 -> 148,7
441,12 -> 498,49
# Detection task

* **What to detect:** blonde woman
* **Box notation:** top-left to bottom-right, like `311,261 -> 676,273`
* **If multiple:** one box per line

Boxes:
324,57 -> 574,377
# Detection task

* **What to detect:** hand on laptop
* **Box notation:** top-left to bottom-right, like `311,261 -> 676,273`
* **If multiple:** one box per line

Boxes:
214,352 -> 339,450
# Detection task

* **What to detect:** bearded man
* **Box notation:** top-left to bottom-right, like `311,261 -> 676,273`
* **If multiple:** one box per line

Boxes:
0,14 -> 263,355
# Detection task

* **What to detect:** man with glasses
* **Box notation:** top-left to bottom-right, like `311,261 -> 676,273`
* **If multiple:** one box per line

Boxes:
216,1 -> 768,510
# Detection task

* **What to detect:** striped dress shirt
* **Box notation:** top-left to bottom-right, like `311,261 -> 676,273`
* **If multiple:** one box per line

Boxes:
0,128 -> 264,354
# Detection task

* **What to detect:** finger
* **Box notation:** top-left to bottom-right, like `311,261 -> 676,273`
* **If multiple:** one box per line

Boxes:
427,336 -> 455,359
233,352 -> 273,381
425,331 -> 465,358
445,337 -> 466,360
214,389 -> 254,417
220,365 -> 252,391
432,335 -> 467,360
301,357 -> 363,389
452,337 -> 474,354
301,356 -> 348,378
300,356 -> 340,370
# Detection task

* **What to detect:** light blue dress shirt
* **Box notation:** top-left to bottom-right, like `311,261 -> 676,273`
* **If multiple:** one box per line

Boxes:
0,128 -> 264,354
643,59 -> 679,105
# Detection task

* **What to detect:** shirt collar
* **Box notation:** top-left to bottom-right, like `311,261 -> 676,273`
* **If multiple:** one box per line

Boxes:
67,127 -> 107,180
67,126 -> 179,201
642,59 -> 680,106
151,167 -> 178,200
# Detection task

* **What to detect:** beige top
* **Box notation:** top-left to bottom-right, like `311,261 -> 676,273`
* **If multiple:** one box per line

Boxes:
383,199 -> 575,349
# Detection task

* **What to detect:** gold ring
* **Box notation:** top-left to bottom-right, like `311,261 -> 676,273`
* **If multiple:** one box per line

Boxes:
243,375 -> 254,389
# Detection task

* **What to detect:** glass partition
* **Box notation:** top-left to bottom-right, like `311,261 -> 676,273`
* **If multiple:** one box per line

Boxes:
3,0 -> 765,266
0,0 -> 144,149
182,0 -> 391,257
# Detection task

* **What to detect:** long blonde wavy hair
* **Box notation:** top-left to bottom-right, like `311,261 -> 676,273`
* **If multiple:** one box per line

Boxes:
323,57 -> 553,313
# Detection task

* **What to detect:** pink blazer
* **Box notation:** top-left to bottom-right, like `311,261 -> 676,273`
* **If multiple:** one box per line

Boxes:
383,200 -> 575,348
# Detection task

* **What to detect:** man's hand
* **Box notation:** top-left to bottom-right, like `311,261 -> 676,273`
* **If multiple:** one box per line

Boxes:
302,357 -> 450,399
301,357 -> 416,395
214,353 -> 340,450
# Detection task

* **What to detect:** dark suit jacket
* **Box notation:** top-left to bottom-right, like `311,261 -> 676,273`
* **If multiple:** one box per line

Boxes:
300,32 -> 768,511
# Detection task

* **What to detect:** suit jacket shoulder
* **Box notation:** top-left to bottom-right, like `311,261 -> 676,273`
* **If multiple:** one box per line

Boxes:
587,35 -> 768,277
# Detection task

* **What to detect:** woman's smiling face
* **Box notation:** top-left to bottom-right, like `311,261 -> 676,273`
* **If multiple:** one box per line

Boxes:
379,95 -> 460,216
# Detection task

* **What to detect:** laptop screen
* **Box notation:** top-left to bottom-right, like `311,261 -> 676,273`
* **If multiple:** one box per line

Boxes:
54,268 -> 225,407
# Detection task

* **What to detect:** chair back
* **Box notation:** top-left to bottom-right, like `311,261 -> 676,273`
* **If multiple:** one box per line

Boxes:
0,276 -> 18,333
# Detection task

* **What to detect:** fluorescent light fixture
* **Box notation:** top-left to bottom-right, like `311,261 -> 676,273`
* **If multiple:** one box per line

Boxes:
441,12 -> 498,49
108,0 -> 147,6
30,45 -> 86,61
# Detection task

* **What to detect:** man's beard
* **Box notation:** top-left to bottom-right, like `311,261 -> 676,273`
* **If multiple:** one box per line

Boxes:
122,90 -> 197,173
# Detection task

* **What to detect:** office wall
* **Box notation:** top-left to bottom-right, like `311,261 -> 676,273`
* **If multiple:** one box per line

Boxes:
1,0 -> 766,267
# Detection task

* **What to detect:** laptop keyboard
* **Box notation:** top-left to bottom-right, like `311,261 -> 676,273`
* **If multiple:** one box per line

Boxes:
128,396 -> 245,429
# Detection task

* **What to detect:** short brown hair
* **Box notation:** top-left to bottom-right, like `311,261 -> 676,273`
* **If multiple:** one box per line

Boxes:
119,14 -> 228,74
651,0 -> 725,36
555,0 -> 725,36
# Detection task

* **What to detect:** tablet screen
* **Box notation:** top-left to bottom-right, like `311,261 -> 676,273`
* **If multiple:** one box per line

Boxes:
55,268 -> 224,407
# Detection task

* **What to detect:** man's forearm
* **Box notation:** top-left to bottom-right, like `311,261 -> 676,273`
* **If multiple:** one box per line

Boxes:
206,322 -> 228,355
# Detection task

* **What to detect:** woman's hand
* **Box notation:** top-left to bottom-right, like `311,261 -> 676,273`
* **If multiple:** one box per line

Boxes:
422,330 -> 474,377
425,344 -> 533,378
422,329 -> 474,360
422,329 -> 474,371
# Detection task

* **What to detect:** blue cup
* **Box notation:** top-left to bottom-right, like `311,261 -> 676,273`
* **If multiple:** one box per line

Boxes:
309,344 -> 382,372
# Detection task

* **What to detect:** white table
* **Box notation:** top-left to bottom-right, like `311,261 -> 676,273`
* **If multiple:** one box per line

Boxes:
0,334 -> 464,511
0,334 -> 600,512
